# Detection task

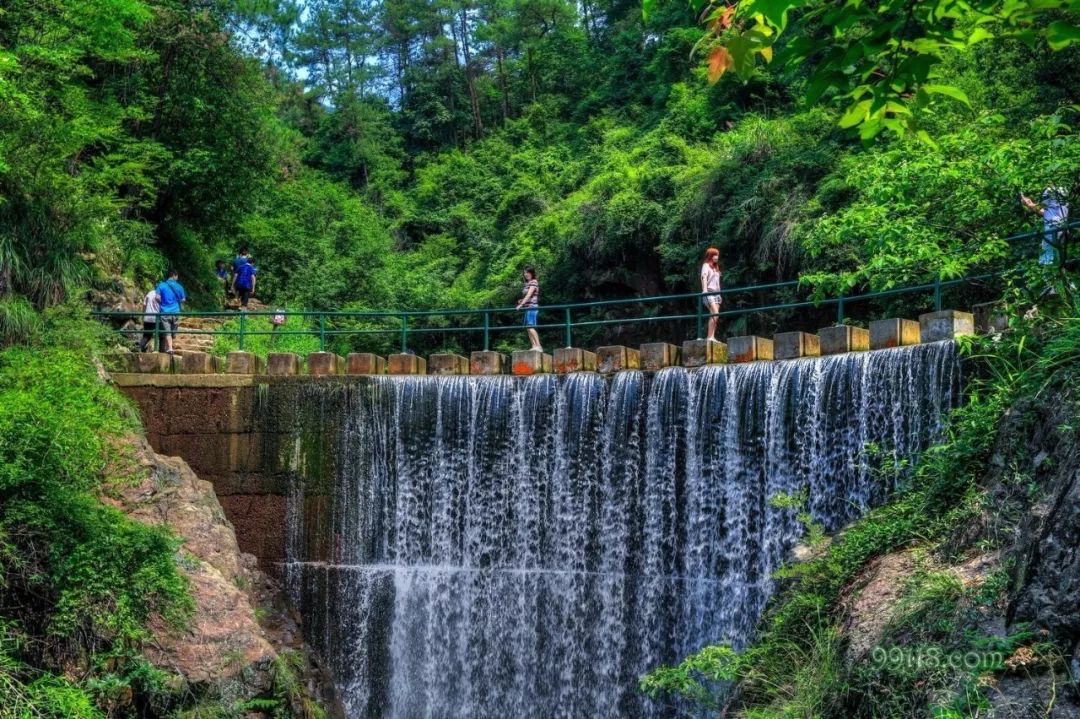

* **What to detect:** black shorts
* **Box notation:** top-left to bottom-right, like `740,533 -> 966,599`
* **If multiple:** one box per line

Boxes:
238,287 -> 252,306
140,321 -> 159,351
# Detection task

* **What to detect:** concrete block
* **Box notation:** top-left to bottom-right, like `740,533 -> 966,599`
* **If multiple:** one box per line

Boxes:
429,353 -> 469,375
682,340 -> 727,367
212,355 -> 225,373
267,352 -> 302,376
388,353 -> 426,375
973,303 -> 1008,334
596,346 -> 641,374
469,351 -> 508,375
127,352 -> 173,374
773,332 -> 820,360
307,352 -> 343,376
728,336 -> 774,363
869,319 -> 920,350
225,351 -> 264,374
818,326 -> 870,355
511,350 -> 552,375
640,343 -> 681,371
346,353 -> 385,375
179,351 -> 215,374
104,353 -> 136,373
553,347 -> 596,374
920,310 -> 975,342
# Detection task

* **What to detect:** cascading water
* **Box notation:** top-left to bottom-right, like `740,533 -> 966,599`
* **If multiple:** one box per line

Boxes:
271,342 -> 959,718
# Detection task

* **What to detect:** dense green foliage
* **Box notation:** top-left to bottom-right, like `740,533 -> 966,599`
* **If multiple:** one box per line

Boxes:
0,308 -> 191,717
641,301 -> 1080,716
1,0 -> 1076,346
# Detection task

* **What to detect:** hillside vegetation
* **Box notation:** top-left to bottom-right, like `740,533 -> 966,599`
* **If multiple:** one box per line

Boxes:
1,0 -> 1078,716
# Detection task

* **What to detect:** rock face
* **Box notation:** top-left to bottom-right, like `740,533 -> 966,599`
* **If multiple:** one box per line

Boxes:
104,443 -> 276,689
1006,399 -> 1080,659
102,438 -> 336,712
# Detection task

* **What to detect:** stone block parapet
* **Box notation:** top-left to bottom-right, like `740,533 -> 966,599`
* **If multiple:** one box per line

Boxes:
682,340 -> 727,367
972,303 -> 1008,334
267,352 -> 302,376
388,353 -> 427,375
553,347 -> 596,373
773,332 -> 820,360
307,352 -> 344,376
920,310 -> 974,342
511,350 -> 552,375
869,319 -> 920,350
640,343 -> 680,371
179,351 -> 215,374
347,353 -> 386,375
429,353 -> 469,375
597,346 -> 640,374
470,351 -> 508,375
819,326 -> 870,355
728,336 -> 774,363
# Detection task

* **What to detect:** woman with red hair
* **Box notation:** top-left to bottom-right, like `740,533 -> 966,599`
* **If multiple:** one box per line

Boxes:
700,248 -> 722,342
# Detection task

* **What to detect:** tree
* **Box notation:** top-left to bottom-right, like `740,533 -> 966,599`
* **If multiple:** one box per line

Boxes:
646,0 -> 1080,139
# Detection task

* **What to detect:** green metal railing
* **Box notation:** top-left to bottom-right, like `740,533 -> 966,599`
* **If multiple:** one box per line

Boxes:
95,223 -> 1076,354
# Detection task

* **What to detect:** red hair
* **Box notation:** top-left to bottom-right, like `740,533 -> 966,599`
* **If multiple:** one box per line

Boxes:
703,247 -> 720,270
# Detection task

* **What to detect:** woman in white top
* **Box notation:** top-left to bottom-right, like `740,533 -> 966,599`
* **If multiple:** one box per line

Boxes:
700,247 -> 722,341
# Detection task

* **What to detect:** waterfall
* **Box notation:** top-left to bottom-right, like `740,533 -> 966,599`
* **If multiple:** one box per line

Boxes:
272,342 -> 959,718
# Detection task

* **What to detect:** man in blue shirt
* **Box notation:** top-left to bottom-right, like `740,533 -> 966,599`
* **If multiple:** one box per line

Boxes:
234,258 -> 257,310
155,268 -> 187,353
1022,187 -> 1070,265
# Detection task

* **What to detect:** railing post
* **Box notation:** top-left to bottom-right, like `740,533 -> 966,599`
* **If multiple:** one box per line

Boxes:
564,307 -> 572,348
483,311 -> 490,351
319,313 -> 326,351
696,295 -> 703,339
239,311 -> 246,351
154,313 -> 160,352
933,276 -> 942,312
836,293 -> 845,325
400,315 -> 408,353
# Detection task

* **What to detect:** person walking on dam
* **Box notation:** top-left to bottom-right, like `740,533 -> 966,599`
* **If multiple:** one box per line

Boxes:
155,268 -> 186,354
139,285 -> 160,352
516,266 -> 542,352
700,247 -> 723,342
234,256 -> 257,310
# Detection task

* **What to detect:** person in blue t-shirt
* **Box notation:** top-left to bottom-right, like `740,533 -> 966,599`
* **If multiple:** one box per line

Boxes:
233,258 -> 257,310
231,247 -> 251,286
216,259 -> 231,302
155,268 -> 187,353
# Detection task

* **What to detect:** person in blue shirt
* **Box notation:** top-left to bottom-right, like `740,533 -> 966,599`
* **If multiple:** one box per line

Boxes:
1022,187 -> 1070,265
231,247 -> 251,285
155,268 -> 187,353
234,257 -> 257,310
215,260 -> 231,302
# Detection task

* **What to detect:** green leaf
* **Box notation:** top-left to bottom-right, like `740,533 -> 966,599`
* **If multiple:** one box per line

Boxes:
921,83 -> 971,107
1045,21 -> 1080,50
838,99 -> 872,128
967,27 -> 994,45
642,0 -> 656,22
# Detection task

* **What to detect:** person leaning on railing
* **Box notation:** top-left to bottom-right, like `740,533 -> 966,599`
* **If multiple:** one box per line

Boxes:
700,247 -> 723,342
1021,186 -> 1070,265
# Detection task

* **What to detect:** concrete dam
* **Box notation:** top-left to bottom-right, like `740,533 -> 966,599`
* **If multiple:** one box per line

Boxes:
117,341 -> 960,717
